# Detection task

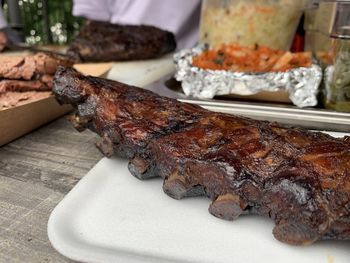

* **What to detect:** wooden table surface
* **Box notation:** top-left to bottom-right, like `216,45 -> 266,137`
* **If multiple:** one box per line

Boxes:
0,116 -> 103,262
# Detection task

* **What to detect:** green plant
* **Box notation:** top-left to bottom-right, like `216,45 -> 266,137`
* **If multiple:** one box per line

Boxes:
4,0 -> 84,45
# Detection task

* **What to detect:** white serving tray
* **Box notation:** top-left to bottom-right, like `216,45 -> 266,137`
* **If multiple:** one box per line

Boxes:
106,54 -> 175,87
48,132 -> 350,263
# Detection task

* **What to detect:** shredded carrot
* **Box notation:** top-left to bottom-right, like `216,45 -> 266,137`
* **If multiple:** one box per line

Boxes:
254,6 -> 275,14
192,43 -> 312,73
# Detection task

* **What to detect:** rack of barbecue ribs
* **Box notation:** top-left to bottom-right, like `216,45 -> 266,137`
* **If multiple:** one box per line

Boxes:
53,67 -> 350,246
67,20 -> 177,62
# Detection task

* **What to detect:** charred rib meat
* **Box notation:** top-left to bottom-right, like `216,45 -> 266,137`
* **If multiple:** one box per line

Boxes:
67,20 -> 177,62
53,67 -> 350,245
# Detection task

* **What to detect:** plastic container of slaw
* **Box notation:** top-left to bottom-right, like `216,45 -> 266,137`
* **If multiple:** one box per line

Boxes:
199,0 -> 306,50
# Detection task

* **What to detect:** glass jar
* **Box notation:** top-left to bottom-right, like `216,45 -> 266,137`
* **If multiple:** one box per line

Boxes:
324,38 -> 350,112
199,0 -> 305,50
304,1 -> 333,53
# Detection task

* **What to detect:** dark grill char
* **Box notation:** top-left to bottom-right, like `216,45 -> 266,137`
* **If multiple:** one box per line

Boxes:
53,67 -> 350,245
67,20 -> 177,62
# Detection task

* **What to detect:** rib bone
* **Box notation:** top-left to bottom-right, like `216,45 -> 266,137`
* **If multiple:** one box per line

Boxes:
53,67 -> 350,245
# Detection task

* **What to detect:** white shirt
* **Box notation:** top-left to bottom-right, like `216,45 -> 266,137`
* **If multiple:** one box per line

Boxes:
73,0 -> 201,49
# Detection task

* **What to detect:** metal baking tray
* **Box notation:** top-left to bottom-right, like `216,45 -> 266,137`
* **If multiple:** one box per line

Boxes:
144,75 -> 350,132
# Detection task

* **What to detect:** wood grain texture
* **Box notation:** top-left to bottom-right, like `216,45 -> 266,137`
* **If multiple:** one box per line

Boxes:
0,95 -> 72,147
0,117 -> 103,262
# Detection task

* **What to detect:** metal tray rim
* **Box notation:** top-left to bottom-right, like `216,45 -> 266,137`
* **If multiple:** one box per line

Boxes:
144,75 -> 350,132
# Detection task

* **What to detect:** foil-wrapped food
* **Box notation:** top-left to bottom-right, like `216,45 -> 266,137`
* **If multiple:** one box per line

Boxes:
174,44 -> 322,107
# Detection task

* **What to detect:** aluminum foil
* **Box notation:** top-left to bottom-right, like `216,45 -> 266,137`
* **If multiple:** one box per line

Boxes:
174,44 -> 322,107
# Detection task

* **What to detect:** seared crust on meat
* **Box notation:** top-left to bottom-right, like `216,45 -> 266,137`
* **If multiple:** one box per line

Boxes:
53,66 -> 350,245
67,20 -> 176,62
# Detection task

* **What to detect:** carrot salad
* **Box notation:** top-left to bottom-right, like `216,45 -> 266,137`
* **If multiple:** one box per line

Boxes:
192,44 -> 312,73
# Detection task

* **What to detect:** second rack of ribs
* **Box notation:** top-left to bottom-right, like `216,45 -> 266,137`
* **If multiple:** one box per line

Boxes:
53,67 -> 350,246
